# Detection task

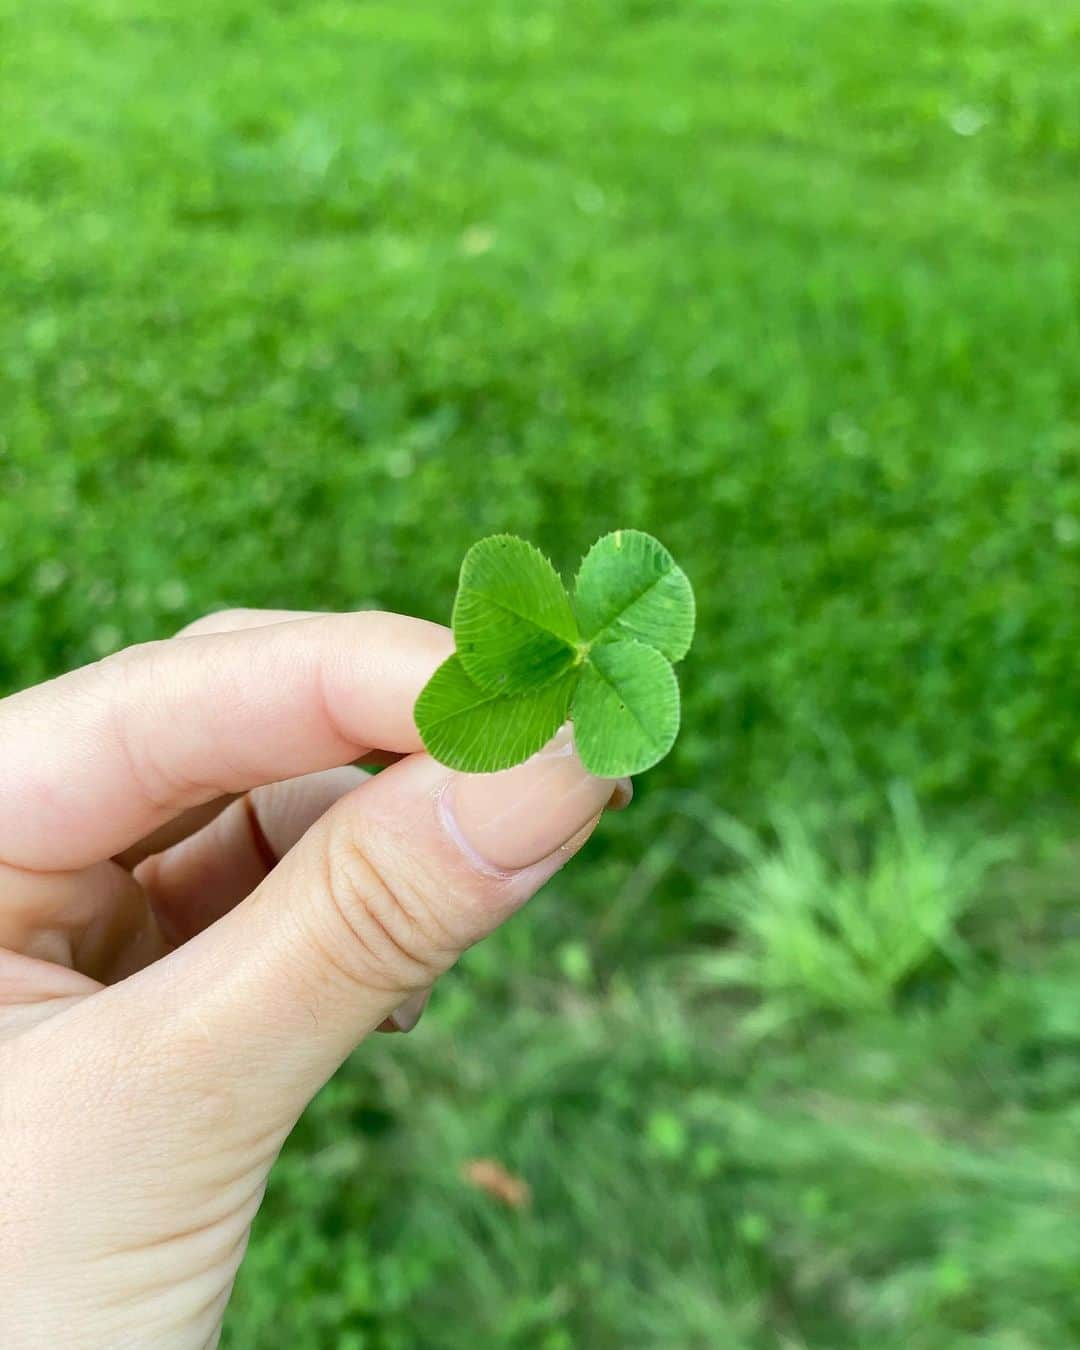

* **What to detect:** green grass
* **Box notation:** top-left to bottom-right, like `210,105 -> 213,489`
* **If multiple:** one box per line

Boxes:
2,0 -> 1079,1344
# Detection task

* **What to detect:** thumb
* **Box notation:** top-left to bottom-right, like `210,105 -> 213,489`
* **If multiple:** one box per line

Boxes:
126,728 -> 620,1132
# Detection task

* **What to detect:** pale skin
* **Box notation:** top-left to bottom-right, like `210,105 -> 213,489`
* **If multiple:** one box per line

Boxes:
0,608 -> 631,1349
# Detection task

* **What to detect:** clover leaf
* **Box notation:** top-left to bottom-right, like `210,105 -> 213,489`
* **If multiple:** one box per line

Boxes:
570,638 -> 681,777
574,529 -> 695,661
453,535 -> 580,694
414,656 -> 576,774
415,530 -> 694,777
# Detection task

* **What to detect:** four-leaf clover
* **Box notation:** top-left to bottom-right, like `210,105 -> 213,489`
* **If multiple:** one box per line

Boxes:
415,530 -> 695,777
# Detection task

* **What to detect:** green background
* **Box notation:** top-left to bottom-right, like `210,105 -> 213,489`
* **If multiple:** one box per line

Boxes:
3,0 -> 1079,1345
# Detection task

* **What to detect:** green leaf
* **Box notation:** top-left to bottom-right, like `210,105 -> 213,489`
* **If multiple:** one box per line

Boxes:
452,535 -> 580,694
571,639 -> 680,777
573,529 -> 695,662
415,654 -> 575,773
418,530 -> 692,776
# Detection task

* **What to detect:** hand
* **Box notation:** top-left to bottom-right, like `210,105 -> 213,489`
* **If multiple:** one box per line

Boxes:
0,609 -> 628,1349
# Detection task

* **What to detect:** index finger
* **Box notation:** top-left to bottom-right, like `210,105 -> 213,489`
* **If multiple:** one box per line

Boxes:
0,611 -> 452,872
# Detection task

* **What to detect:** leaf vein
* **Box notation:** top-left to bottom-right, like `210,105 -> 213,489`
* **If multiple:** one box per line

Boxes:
462,589 -> 574,643
587,567 -> 673,636
586,660 -> 661,747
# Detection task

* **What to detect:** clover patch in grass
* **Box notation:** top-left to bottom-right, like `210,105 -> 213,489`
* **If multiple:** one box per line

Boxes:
415,530 -> 694,777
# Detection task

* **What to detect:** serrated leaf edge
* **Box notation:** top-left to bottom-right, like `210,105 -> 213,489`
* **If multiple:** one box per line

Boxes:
571,639 -> 681,777
572,529 -> 695,662
420,532 -> 692,774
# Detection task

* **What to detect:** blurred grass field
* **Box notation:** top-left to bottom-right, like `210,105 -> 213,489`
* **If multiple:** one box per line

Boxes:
3,0 -> 1080,1345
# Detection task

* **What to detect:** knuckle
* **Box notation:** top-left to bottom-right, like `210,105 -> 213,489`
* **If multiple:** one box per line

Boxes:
316,816 -> 457,992
174,608 -> 252,638
96,642 -> 180,808
96,636 -> 166,680
151,1022 -> 245,1133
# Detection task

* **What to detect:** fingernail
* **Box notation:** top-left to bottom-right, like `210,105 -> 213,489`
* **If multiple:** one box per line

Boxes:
390,988 -> 430,1033
444,726 -> 618,872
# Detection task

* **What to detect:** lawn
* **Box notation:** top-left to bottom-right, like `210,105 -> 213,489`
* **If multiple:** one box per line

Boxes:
2,0 -> 1079,1345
